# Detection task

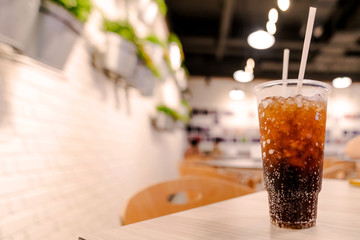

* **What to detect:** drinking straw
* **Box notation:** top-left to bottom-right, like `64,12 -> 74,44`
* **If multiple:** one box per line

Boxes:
281,49 -> 290,97
297,7 -> 317,93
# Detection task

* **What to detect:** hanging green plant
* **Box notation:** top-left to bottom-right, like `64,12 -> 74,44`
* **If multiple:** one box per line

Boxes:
145,35 -> 165,48
168,33 -> 182,48
137,44 -> 161,78
156,105 -> 190,123
49,0 -> 92,22
103,19 -> 161,78
163,51 -> 173,74
157,105 -> 180,120
181,99 -> 192,114
103,19 -> 137,43
153,0 -> 167,16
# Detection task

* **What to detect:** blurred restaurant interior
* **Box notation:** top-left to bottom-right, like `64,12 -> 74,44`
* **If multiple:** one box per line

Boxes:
0,0 -> 359,239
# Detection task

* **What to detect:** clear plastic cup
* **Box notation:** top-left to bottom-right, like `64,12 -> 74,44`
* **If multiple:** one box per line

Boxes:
255,79 -> 331,229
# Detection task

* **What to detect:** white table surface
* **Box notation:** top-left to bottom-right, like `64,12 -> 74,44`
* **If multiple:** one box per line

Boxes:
79,179 -> 360,240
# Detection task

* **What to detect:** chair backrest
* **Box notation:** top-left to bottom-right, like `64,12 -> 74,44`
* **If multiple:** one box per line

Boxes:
178,161 -> 264,190
178,161 -> 240,182
323,158 -> 356,179
344,135 -> 360,159
122,176 -> 254,225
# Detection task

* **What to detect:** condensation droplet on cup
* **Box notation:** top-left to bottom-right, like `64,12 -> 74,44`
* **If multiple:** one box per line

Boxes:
315,112 -> 320,120
263,141 -> 266,148
262,101 -> 268,109
267,139 -> 271,144
269,149 -> 274,154
263,152 -> 266,158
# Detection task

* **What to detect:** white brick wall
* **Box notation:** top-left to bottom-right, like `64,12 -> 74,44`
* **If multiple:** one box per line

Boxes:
0,4 -> 185,239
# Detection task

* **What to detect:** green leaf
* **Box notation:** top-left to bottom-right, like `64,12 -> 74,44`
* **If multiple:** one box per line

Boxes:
103,19 -> 137,43
156,105 -> 190,123
137,44 -> 161,78
103,19 -> 162,78
153,0 -> 167,16
145,35 -> 165,48
157,105 -> 179,120
49,0 -> 92,22
168,33 -> 182,48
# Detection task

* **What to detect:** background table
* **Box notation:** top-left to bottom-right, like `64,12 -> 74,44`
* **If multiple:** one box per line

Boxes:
79,179 -> 360,240
189,158 -> 264,190
200,158 -> 263,169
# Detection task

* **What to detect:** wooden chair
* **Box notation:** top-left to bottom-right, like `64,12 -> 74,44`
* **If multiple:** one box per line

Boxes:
344,136 -> 360,178
178,161 -> 241,182
121,176 -> 254,225
178,161 -> 264,190
344,135 -> 360,159
323,157 -> 356,179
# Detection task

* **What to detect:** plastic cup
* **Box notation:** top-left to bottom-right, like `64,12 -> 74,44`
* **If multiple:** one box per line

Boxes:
254,79 -> 331,229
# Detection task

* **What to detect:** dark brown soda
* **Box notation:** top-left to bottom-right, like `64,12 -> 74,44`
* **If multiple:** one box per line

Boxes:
258,94 -> 327,229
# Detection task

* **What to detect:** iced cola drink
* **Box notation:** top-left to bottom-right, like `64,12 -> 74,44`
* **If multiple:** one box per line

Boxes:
255,80 -> 330,229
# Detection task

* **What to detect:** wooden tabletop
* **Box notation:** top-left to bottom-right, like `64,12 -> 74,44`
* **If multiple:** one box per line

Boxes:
79,179 -> 360,240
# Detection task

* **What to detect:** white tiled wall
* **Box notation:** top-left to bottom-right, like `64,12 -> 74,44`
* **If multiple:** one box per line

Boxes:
0,27 -> 185,240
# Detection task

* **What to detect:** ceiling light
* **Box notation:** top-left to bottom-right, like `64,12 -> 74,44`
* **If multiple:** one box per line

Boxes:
266,21 -> 277,35
246,58 -> 255,69
278,0 -> 290,11
332,77 -> 352,89
313,25 -> 324,38
268,8 -> 278,23
247,30 -> 275,50
229,89 -> 245,100
169,42 -> 182,70
244,65 -> 253,73
233,70 -> 254,82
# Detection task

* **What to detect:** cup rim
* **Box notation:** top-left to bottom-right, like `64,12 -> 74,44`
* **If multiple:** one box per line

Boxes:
254,79 -> 331,93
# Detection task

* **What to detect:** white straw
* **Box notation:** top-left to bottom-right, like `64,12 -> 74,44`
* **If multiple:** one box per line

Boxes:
282,49 -> 290,81
281,49 -> 290,97
297,7 -> 317,93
